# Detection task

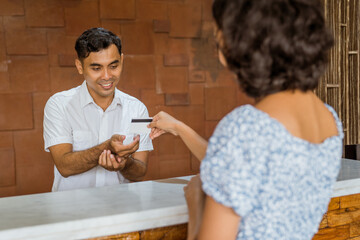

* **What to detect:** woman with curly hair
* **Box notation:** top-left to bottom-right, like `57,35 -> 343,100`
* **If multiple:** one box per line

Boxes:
148,0 -> 343,239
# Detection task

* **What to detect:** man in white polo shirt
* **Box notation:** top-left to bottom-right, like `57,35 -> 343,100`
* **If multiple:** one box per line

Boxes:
43,28 -> 153,191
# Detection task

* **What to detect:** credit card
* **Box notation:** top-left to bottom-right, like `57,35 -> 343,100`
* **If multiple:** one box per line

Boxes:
129,118 -> 152,134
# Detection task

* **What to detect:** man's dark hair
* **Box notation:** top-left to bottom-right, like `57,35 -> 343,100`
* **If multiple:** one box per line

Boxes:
75,27 -> 122,60
212,0 -> 334,98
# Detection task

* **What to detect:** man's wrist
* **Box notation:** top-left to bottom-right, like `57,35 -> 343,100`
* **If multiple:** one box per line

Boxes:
126,154 -> 135,162
103,139 -> 112,152
121,154 -> 135,171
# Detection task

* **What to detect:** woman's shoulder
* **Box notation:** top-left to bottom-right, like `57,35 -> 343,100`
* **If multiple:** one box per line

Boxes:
216,104 -> 260,126
324,104 -> 344,138
213,104 -> 274,137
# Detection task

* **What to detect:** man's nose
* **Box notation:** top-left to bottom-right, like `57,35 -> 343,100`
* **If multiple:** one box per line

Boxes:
103,69 -> 111,80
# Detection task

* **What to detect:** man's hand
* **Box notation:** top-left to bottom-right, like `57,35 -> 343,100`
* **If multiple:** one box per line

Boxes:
99,134 -> 148,180
100,134 -> 140,172
109,134 -> 140,157
98,149 -> 127,171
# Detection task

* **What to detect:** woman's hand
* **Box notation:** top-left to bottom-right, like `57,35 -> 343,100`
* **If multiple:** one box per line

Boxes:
148,111 -> 181,140
184,174 -> 206,240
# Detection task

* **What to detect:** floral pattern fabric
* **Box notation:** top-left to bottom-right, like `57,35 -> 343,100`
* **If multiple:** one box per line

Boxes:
201,104 -> 343,240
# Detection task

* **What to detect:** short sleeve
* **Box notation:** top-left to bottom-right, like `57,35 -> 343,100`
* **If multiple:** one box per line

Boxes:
136,102 -> 153,152
43,97 -> 72,152
200,111 -> 262,217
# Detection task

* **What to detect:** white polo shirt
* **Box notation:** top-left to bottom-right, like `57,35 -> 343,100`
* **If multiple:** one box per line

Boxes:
43,81 -> 153,192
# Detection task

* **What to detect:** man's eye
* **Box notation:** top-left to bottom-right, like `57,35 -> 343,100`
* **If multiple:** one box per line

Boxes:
92,68 -> 101,71
110,65 -> 118,69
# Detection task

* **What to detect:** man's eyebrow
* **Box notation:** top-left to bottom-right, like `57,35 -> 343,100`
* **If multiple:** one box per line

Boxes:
109,60 -> 120,65
89,60 -> 120,67
89,63 -> 102,67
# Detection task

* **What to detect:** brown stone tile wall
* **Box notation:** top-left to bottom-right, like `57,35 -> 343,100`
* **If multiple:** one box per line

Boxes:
0,0 -> 254,197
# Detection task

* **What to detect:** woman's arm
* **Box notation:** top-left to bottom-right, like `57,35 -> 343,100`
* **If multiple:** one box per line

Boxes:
197,196 -> 240,240
148,111 -> 208,161
184,175 -> 240,240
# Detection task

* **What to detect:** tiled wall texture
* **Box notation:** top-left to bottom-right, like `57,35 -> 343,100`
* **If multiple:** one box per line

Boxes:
0,0 -> 254,197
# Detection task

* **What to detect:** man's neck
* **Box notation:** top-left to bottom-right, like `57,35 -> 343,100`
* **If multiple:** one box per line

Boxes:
94,94 -> 114,112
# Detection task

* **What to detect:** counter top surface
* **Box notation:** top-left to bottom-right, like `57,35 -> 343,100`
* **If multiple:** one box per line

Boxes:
333,158 -> 360,197
1,159 -> 360,239
337,158 -> 360,181
0,177 -> 190,240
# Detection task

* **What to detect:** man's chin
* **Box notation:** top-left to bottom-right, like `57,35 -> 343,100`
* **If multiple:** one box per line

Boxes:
96,88 -> 115,97
101,92 -> 115,98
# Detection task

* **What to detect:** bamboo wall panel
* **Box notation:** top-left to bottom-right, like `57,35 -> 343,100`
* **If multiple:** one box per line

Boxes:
319,0 -> 360,146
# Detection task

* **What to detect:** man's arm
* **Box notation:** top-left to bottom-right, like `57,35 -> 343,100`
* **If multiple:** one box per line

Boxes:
118,151 -> 149,181
50,134 -> 141,178
49,140 -> 110,178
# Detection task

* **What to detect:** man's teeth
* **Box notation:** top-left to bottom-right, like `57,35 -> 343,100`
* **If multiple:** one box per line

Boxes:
102,83 -> 111,87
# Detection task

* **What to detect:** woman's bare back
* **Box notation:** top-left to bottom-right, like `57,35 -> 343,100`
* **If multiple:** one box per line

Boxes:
255,90 -> 339,144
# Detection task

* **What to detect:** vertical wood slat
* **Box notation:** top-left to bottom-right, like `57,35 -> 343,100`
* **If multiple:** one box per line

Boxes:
358,0 -> 360,144
344,0 -> 350,144
353,0 -> 360,143
347,0 -> 360,143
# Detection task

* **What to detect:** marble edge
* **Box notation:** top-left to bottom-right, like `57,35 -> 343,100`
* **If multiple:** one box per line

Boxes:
332,178 -> 360,197
0,205 -> 188,240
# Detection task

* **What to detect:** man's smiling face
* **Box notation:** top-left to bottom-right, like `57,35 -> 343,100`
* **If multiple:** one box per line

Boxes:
75,44 -> 123,103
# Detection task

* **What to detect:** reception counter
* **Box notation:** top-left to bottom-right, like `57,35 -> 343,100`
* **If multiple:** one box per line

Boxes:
312,158 -> 360,240
1,159 -> 360,240
0,177 -> 191,240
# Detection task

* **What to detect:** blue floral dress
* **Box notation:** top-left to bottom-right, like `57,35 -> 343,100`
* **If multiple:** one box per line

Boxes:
201,104 -> 343,240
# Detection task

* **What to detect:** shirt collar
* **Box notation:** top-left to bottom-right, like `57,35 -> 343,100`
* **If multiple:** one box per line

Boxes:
113,88 -> 122,106
79,80 -> 122,109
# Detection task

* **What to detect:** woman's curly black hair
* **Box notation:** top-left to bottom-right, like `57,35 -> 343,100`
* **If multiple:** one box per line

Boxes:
213,0 -> 334,98
75,27 -> 122,61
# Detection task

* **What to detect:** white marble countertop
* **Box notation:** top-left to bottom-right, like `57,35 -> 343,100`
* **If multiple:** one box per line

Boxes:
333,158 -> 360,197
1,159 -> 360,239
0,177 -> 191,240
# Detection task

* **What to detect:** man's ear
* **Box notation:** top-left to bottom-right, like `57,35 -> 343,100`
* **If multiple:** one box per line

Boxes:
119,53 -> 124,71
75,59 -> 83,74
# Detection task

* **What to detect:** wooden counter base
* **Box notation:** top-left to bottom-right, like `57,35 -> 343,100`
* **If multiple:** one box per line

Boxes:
313,192 -> 360,240
87,223 -> 187,240
88,193 -> 360,240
